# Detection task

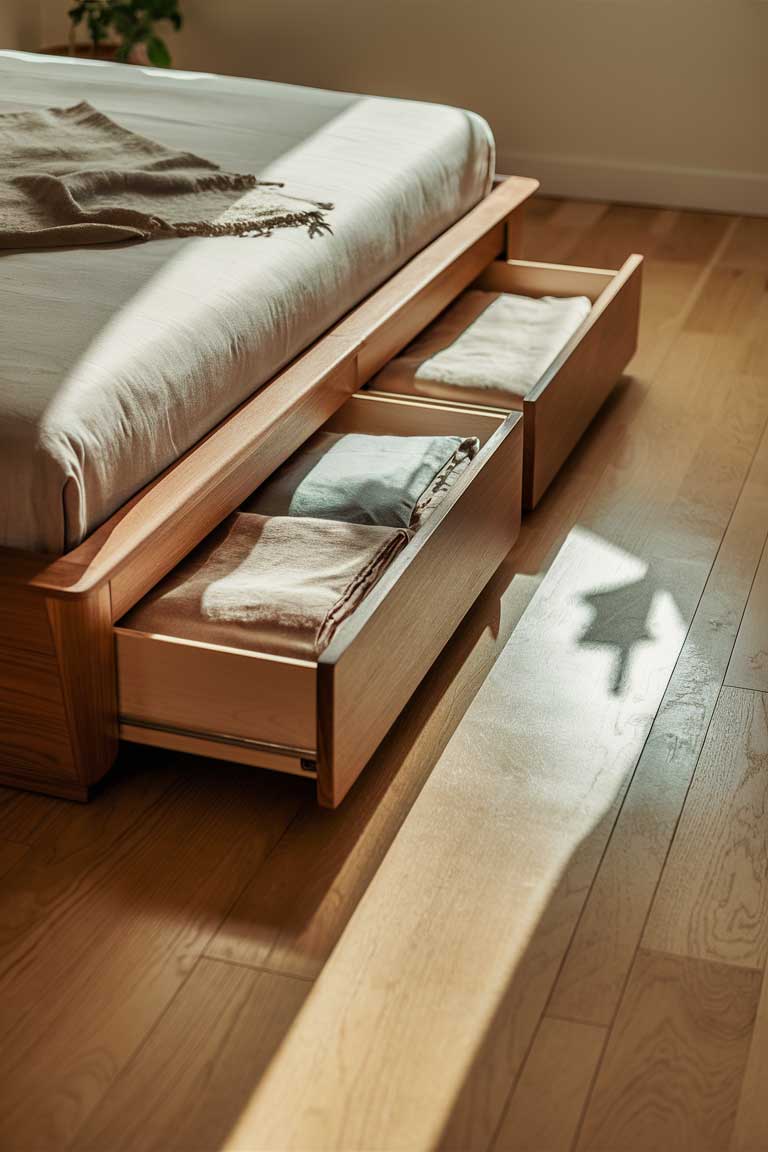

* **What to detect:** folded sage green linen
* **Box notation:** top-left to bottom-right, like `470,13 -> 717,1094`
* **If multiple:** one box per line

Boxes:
122,512 -> 409,660
0,101 -> 333,250
241,431 -> 479,528
371,290 -> 592,407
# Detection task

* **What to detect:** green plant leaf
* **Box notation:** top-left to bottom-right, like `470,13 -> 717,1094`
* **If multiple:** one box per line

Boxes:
146,35 -> 171,67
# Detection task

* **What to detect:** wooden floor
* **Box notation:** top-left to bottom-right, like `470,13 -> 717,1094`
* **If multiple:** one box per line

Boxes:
1,199 -> 768,1152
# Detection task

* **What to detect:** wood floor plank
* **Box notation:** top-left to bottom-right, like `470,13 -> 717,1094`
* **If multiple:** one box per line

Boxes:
492,1017 -> 605,1152
0,838 -> 27,879
718,216 -> 768,270
726,541 -> 768,692
642,689 -> 768,970
684,266 -> 768,384
649,209 -> 735,264
576,950 -> 760,1152
521,199 -> 608,264
550,426 -> 768,1024
565,204 -> 671,269
562,204 -> 734,271
0,785 -> 80,847
0,761 -> 304,1150
731,962 -> 768,1151
219,524 -> 707,1152
73,958 -> 309,1152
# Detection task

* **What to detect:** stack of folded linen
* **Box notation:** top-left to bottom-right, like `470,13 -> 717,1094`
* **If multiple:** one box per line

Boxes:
243,431 -> 479,528
370,290 -> 592,408
126,431 -> 479,659
123,512 -> 410,660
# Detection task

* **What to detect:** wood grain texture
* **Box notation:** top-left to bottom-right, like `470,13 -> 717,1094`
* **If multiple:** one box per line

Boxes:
550,404 -> 768,1025
520,198 -> 609,265
0,783 -> 80,847
222,526 -> 694,1152
0,574 -> 76,791
726,541 -> 768,692
0,839 -> 28,878
522,253 -> 642,507
0,763 -> 303,1150
642,688 -> 768,970
115,629 -> 318,755
325,389 -> 506,445
46,584 -> 118,791
476,256 -> 616,302
731,939 -> 768,1152
72,959 -> 309,1152
317,411 -> 523,806
717,216 -> 768,270
576,950 -> 760,1152
565,204 -> 732,270
492,1018 -> 605,1152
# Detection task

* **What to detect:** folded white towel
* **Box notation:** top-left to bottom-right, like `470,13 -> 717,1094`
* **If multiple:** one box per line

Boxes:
372,290 -> 592,408
241,431 -> 478,529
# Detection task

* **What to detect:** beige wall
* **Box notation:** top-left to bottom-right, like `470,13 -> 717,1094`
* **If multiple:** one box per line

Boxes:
0,0 -> 41,49
36,0 -> 768,212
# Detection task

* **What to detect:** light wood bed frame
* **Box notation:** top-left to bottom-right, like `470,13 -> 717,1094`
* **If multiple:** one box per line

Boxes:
0,175 -> 642,804
0,178 -> 536,800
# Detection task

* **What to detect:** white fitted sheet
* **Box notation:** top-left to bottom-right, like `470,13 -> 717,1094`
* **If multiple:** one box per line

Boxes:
0,51 -> 494,553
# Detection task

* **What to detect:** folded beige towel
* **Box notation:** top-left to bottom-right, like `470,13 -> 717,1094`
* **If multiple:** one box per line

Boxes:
242,431 -> 479,528
122,512 -> 409,660
0,101 -> 333,250
371,290 -> 592,407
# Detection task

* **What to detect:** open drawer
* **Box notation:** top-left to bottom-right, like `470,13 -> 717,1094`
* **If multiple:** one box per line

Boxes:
114,392 -> 523,807
368,254 -> 643,510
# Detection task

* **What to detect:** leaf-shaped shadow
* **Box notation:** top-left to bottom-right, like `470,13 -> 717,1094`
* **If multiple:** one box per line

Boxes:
578,570 -> 660,695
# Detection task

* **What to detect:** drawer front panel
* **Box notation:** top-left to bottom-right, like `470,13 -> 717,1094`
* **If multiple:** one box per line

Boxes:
317,410 -> 524,807
523,254 -> 642,506
116,630 -> 317,755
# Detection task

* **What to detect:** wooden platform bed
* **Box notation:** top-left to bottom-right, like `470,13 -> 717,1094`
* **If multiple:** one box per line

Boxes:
0,177 -> 643,807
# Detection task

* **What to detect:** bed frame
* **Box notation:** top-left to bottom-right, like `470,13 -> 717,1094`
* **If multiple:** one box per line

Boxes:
0,176 -> 642,805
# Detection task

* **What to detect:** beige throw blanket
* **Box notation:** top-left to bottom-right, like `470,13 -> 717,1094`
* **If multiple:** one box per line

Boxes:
372,290 -> 592,407
0,101 -> 333,249
123,512 -> 409,660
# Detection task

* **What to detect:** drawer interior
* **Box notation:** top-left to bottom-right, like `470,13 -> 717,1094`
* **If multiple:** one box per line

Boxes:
473,257 -> 619,305
115,392 -> 516,792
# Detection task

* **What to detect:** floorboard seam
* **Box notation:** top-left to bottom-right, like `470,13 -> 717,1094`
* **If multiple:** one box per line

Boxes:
204,954 -> 315,983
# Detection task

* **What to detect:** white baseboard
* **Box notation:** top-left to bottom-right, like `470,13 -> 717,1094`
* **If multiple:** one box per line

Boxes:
496,150 -> 768,216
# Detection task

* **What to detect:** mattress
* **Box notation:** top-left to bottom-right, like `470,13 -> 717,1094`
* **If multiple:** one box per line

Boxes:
0,51 -> 494,554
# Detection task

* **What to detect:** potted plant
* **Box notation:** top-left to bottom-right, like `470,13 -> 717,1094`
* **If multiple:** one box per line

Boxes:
42,1 -> 183,66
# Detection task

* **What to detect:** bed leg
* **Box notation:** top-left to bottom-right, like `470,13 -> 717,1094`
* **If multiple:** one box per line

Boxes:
45,585 -> 118,795
0,579 -> 117,800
